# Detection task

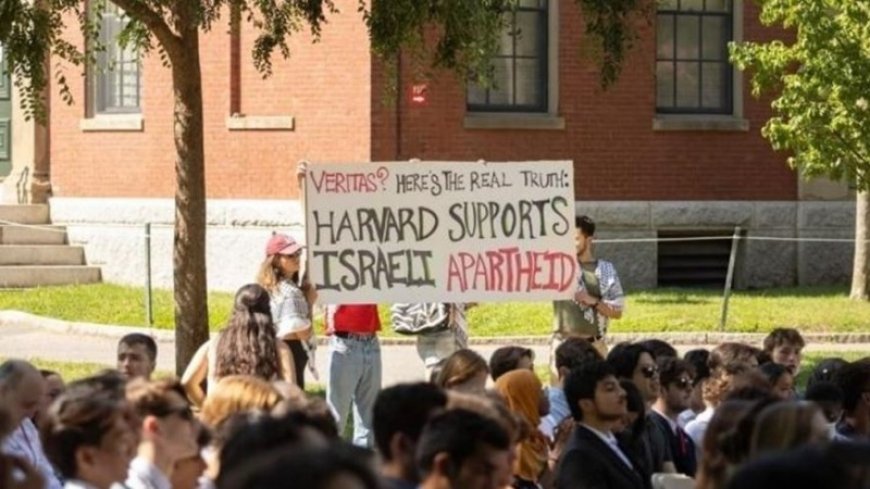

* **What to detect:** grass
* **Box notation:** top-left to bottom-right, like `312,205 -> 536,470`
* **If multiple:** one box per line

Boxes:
2,284 -> 870,336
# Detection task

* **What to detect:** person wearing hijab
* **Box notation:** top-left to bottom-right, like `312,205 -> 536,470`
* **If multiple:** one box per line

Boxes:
495,370 -> 549,489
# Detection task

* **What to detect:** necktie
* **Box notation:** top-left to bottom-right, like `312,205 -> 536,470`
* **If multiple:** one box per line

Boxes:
676,426 -> 688,456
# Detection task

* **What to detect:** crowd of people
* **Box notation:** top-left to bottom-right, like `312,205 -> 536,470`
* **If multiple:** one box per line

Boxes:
1,213 -> 869,489
2,327 -> 869,489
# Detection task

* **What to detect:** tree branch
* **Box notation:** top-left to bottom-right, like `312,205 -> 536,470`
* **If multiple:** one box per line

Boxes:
108,0 -> 182,59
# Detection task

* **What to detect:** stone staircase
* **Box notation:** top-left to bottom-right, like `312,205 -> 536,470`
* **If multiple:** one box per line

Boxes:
0,204 -> 101,287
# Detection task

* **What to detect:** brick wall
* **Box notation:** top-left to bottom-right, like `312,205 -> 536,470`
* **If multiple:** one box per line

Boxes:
372,0 -> 797,201
50,0 -> 371,200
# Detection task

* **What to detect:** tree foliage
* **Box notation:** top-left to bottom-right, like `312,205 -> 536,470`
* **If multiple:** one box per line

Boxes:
730,0 -> 870,190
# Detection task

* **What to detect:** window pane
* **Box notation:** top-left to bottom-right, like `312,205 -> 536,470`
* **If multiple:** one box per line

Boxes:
499,14 -> 515,56
676,16 -> 700,59
676,61 -> 699,107
489,57 -> 514,105
656,62 -> 675,107
680,0 -> 704,11
518,0 -> 546,8
657,15 -> 674,58
467,82 -> 487,105
515,12 -> 541,57
702,16 -> 728,60
701,62 -> 727,109
515,58 -> 542,107
658,0 -> 678,10
705,0 -> 731,12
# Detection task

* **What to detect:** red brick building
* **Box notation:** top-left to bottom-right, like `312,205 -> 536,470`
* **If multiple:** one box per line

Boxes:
34,0 -> 853,291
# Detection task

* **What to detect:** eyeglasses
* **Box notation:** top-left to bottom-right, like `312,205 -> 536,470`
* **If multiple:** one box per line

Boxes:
640,366 -> 659,379
672,378 -> 693,390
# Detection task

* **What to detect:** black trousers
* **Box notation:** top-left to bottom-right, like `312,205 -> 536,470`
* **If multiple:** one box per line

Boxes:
284,339 -> 309,390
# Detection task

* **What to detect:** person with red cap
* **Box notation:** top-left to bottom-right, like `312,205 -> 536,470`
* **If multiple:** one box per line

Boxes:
258,233 -> 318,388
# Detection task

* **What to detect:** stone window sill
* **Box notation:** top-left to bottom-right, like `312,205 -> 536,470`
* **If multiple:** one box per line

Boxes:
653,115 -> 749,132
80,114 -> 144,132
226,115 -> 295,131
464,113 -> 565,130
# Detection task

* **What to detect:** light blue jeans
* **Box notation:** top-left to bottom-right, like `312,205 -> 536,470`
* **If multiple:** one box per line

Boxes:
326,334 -> 382,447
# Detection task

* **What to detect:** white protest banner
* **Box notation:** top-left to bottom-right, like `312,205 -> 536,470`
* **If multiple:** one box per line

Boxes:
304,161 -> 577,304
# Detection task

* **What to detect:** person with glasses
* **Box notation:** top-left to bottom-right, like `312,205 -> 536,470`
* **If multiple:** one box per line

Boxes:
125,379 -> 201,489
550,215 -> 624,385
649,357 -> 697,477
607,342 -> 676,477
258,233 -> 318,390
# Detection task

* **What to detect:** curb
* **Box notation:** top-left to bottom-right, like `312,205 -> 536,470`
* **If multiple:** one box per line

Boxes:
3,310 -> 870,347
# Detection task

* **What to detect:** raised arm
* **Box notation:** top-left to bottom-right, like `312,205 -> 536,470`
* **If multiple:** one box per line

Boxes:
181,341 -> 210,407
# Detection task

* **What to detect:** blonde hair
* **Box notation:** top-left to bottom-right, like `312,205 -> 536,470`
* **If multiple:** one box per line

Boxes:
200,375 -> 282,428
256,256 -> 281,293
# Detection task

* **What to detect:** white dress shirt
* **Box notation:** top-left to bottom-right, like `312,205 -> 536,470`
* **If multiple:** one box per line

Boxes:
125,456 -> 172,489
2,418 -> 64,489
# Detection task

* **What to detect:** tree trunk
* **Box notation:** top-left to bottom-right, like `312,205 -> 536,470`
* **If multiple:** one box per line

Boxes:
850,191 -> 870,301
171,30 -> 209,375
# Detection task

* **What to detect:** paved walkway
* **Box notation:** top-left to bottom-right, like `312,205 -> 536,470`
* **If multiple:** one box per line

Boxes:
1,313 -> 867,387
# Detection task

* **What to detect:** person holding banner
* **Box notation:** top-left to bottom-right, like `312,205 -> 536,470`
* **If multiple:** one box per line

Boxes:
258,233 -> 317,389
550,215 -> 624,383
325,303 -> 382,448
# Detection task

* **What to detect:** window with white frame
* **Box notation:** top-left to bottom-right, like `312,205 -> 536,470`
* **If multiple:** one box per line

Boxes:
656,0 -> 732,114
467,0 -> 549,113
92,3 -> 140,114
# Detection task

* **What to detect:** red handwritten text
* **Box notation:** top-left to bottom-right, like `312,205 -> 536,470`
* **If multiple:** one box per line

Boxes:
446,248 -> 576,293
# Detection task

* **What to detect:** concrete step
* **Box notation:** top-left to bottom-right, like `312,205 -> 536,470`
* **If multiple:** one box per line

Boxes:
0,205 -> 50,225
0,266 -> 101,288
0,245 -> 85,266
0,225 -> 67,245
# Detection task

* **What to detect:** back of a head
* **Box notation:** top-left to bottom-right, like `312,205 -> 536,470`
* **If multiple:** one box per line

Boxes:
201,375 -> 283,428
640,339 -> 678,360
685,349 -> 711,382
66,369 -> 127,401
416,409 -> 510,478
709,342 -> 760,371
489,346 -> 534,381
273,396 -> 340,440
696,400 -> 754,489
606,342 -> 652,379
435,349 -> 489,389
215,284 -> 280,381
555,337 -> 602,372
834,359 -> 870,414
373,382 -> 448,461
218,442 -> 380,489
218,411 -> 325,480
807,357 -> 849,390
0,359 -> 39,394
564,360 -> 616,422
126,377 -> 189,418
118,333 -> 158,362
41,375 -> 132,479
727,444 -> 860,489
749,402 -> 827,460
758,362 -> 788,386
494,369 -> 543,424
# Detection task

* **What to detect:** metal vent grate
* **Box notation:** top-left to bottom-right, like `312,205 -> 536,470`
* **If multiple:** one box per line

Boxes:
657,229 -> 740,288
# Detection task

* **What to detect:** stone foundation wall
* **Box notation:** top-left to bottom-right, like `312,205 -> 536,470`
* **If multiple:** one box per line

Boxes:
50,198 -> 856,292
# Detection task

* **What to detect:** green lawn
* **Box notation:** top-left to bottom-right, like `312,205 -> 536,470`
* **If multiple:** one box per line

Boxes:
2,283 -> 869,335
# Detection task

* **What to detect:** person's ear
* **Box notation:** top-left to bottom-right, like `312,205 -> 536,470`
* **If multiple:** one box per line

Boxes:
142,415 -> 160,437
433,452 -> 455,478
388,432 -> 414,460
579,398 -> 594,415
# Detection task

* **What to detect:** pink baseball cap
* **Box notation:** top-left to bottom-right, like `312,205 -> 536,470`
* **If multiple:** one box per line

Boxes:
265,233 -> 303,256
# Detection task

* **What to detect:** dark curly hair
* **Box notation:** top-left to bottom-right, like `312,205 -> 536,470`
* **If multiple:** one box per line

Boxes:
214,284 -> 281,381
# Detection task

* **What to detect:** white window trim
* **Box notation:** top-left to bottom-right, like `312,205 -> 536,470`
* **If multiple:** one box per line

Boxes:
226,115 -> 295,131
465,0 -> 563,130
80,113 -> 144,132
653,0 -> 748,132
